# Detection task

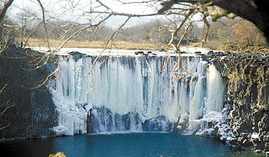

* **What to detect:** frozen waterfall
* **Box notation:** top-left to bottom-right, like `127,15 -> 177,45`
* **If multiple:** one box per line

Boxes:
49,51 -> 225,135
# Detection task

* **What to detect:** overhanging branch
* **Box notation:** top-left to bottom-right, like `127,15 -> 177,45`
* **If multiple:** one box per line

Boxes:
0,0 -> 14,23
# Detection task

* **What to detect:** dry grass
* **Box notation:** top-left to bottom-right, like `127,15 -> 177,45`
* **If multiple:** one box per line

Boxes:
23,38 -> 269,53
24,38 -> 168,50
202,40 -> 269,53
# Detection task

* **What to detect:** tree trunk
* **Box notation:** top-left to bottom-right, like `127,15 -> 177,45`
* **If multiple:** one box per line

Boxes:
213,0 -> 269,42
0,0 -> 14,23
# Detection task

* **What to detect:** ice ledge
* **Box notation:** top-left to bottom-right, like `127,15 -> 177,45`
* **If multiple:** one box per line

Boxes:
52,125 -> 71,136
30,47 -> 211,56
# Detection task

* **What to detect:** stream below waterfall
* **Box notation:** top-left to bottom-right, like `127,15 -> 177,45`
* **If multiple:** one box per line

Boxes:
0,133 -> 264,157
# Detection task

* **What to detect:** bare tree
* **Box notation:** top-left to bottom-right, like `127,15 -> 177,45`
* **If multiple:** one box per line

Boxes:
0,0 -> 16,130
158,0 -> 269,42
2,0 -> 269,49
0,0 -> 14,23
88,0 -> 212,51
0,84 -> 15,130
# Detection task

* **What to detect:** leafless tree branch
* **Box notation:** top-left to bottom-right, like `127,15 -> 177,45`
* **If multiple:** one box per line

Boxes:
0,84 -> 7,95
96,0 -> 112,10
201,14 -> 209,47
176,20 -> 192,50
168,10 -> 194,50
105,16 -> 131,49
116,0 -> 156,5
0,84 -> 14,131
0,100 -> 14,116
56,14 -> 112,50
0,0 -> 14,23
28,67 -> 59,89
35,0 -> 51,50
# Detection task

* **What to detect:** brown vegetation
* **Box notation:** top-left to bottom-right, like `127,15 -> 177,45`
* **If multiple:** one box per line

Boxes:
25,38 -> 168,50
204,18 -> 268,52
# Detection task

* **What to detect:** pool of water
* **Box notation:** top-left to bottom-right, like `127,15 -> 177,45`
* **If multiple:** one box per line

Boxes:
0,133 -> 264,157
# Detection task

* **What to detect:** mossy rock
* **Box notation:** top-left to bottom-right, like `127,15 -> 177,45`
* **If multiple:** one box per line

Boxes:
49,152 -> 66,157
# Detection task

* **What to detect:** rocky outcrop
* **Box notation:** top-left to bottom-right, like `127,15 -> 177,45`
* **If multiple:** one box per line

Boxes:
0,45 -> 58,140
208,52 -> 269,152
49,152 -> 66,157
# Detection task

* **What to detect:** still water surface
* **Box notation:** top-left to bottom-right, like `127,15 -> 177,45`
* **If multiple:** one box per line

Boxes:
0,133 -> 264,157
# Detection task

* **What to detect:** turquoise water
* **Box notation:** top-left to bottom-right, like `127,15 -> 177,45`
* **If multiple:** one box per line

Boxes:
0,133 -> 264,157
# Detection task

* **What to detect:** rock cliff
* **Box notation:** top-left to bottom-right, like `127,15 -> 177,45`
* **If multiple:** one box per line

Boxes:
209,52 -> 269,152
0,45 -> 57,140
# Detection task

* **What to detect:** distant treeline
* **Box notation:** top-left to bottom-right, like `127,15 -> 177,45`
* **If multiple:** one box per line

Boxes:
1,14 -> 268,51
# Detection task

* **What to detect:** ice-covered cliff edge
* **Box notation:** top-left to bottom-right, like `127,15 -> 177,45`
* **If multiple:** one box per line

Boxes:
49,51 -> 226,136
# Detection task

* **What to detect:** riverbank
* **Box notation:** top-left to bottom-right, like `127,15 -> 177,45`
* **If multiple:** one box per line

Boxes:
23,38 -> 168,50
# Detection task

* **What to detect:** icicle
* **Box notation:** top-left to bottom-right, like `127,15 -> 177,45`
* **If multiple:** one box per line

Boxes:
206,64 -> 225,113
49,52 -> 225,135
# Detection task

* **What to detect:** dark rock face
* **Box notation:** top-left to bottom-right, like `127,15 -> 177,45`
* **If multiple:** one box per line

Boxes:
0,45 -> 57,140
88,107 -> 144,133
69,51 -> 87,61
31,88 -> 58,137
121,112 -> 142,131
87,106 -> 174,133
209,52 -> 269,152
143,115 -> 174,132
88,107 -> 114,133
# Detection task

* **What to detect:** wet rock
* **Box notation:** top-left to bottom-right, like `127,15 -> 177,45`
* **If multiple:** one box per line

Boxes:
134,51 -> 157,56
208,50 -> 215,55
207,50 -> 226,57
0,45 -> 58,139
87,108 -> 144,133
49,152 -> 66,157
69,51 -> 86,61
122,112 -> 142,130
176,115 -> 189,131
135,51 -> 144,55
88,107 -> 113,133
143,115 -> 173,132
211,51 -> 269,151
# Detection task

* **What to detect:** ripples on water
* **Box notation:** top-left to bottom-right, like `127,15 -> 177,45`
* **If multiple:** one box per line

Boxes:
0,133 -> 264,157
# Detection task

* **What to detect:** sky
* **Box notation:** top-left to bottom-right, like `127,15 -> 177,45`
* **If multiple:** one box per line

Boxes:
6,0 -> 205,29
8,0 -> 164,28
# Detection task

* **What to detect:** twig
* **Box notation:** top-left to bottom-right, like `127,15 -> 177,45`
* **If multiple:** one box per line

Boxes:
168,10 -> 194,50
56,14 -> 112,50
0,0 -> 14,23
0,84 -> 7,95
201,14 -> 210,47
36,0 -> 51,50
105,16 -> 131,49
